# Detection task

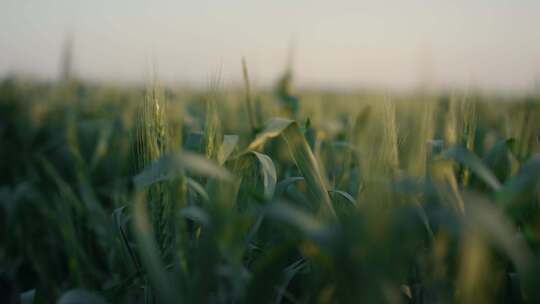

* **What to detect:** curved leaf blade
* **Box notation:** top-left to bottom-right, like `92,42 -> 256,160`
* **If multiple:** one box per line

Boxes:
133,152 -> 233,187
251,151 -> 277,200
440,145 -> 501,191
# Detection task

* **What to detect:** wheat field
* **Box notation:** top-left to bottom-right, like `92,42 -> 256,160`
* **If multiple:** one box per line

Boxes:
1,71 -> 540,303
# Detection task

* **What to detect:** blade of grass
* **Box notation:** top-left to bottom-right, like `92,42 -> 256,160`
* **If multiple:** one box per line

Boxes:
133,152 -> 233,188
242,57 -> 257,133
440,145 -> 501,191
132,193 -> 181,304
248,118 -> 336,218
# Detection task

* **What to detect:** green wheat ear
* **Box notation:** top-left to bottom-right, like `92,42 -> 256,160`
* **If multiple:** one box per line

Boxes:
134,82 -> 183,262
203,78 -> 224,161
136,85 -> 166,171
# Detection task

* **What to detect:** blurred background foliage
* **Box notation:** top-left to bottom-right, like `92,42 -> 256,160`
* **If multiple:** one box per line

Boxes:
1,74 -> 540,303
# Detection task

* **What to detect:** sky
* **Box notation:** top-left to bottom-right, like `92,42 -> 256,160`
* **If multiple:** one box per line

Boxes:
1,0 -> 540,91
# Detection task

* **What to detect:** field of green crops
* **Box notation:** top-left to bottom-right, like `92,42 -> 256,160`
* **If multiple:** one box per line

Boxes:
1,72 -> 540,303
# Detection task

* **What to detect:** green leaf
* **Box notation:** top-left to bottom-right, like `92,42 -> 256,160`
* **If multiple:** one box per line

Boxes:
264,202 -> 327,239
329,189 -> 357,206
483,138 -> 515,183
217,134 -> 239,165
280,121 -> 337,218
57,289 -> 108,304
89,123 -> 113,170
250,151 -> 277,200
180,206 -> 210,226
275,176 -> 304,198
463,196 -> 536,299
20,289 -> 35,304
276,258 -> 307,303
247,118 -> 293,150
133,152 -> 233,187
112,206 -> 141,273
132,194 -> 181,304
440,145 -> 501,191
497,154 -> 540,205
186,177 -> 210,202
248,118 -> 336,218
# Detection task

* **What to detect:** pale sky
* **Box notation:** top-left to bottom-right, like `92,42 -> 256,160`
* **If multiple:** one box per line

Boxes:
1,0 -> 540,91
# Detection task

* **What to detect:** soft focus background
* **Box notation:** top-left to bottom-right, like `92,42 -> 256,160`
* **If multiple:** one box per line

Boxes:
2,2 -> 540,304
2,0 -> 540,91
